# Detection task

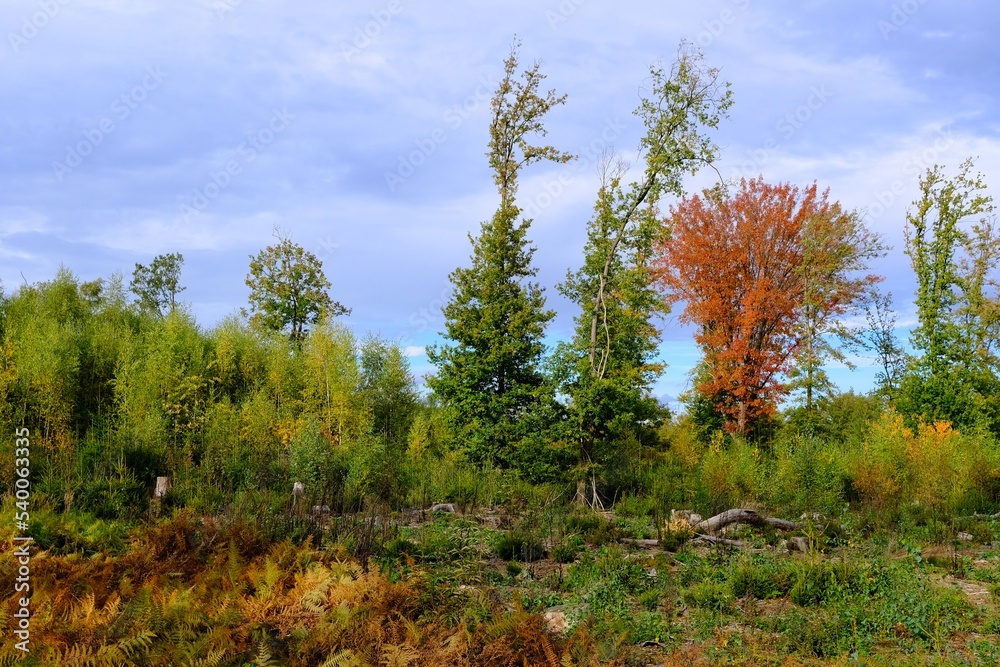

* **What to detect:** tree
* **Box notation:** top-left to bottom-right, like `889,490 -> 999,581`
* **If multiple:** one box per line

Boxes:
898,159 -> 999,430
855,290 -> 908,404
130,252 -> 185,316
654,178 -> 879,435
556,44 -> 732,501
427,41 -> 572,467
244,234 -> 349,342
788,209 -> 885,414
358,336 -> 417,446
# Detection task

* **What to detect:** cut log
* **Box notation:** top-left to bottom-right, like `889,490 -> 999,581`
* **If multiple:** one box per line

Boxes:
620,538 -> 661,548
695,509 -> 761,534
670,509 -> 703,525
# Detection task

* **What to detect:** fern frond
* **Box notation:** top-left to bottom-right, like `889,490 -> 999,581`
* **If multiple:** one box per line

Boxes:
117,630 -> 156,660
58,643 -> 97,667
319,649 -> 368,667
186,647 -> 226,667
541,634 -> 558,667
253,640 -> 278,667
380,644 -> 418,667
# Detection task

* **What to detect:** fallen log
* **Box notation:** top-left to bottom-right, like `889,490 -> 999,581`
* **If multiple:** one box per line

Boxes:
620,538 -> 662,548
690,534 -> 748,548
694,509 -> 801,535
765,517 -> 801,531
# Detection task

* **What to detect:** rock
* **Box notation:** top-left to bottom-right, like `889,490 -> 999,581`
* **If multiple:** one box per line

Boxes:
542,604 -> 587,636
958,532 -> 974,542
787,536 -> 810,553
430,503 -> 456,514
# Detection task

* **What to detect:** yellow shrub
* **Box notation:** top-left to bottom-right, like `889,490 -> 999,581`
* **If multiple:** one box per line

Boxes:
850,413 -> 909,514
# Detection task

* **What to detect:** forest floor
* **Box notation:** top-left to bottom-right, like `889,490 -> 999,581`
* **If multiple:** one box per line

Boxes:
5,503 -> 1000,666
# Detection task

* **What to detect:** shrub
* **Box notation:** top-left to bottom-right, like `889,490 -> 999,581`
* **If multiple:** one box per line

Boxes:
771,434 -> 846,515
493,530 -> 545,562
728,555 -> 789,600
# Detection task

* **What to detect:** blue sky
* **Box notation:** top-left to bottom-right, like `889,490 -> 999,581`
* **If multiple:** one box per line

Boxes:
2,0 -> 998,406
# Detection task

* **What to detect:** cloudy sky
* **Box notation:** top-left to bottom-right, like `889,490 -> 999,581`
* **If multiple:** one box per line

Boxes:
2,0 -> 998,404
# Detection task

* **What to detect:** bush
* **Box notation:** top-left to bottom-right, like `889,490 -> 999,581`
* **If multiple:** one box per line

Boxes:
493,530 -> 545,562
728,555 -> 789,600
770,434 -> 846,515
553,535 -> 586,563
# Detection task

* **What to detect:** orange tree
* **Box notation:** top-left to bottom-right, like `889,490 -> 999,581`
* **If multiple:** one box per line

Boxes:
653,178 -> 880,435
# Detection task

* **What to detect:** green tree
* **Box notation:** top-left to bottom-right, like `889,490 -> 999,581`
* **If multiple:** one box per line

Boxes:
855,290 -> 908,404
427,42 -> 572,467
358,336 -> 417,446
787,208 -> 885,416
130,252 -> 185,316
556,44 -> 732,503
899,158 -> 999,430
244,234 -> 349,342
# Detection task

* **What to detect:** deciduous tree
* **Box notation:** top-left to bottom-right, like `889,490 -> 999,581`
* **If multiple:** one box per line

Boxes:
654,178 -> 879,435
130,252 -> 185,316
788,208 -> 884,413
556,44 -> 732,501
898,159 -> 999,430
245,233 -> 348,342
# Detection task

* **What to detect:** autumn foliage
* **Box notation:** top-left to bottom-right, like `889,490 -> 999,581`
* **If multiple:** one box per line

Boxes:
653,178 -> 871,434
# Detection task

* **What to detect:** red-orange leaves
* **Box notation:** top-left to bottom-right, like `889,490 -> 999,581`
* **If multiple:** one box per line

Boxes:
654,178 -> 857,434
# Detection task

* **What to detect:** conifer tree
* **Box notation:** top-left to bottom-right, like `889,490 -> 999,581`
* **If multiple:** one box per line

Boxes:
427,42 -> 572,466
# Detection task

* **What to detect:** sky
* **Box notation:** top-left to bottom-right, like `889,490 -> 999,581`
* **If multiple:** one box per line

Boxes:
2,0 -> 998,407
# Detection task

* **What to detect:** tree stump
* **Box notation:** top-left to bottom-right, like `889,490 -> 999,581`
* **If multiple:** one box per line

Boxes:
292,482 -> 306,515
154,476 -> 172,498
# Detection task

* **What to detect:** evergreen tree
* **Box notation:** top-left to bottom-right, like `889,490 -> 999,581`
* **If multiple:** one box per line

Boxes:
427,42 -> 572,467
